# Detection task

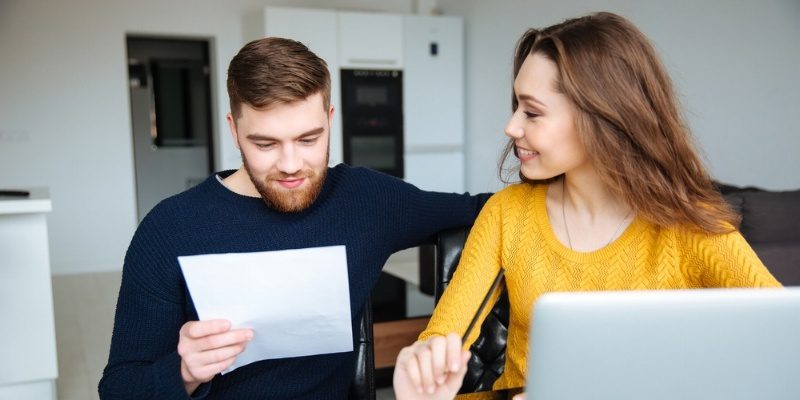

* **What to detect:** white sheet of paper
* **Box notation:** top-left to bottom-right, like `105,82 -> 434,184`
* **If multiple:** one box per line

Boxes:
178,245 -> 353,373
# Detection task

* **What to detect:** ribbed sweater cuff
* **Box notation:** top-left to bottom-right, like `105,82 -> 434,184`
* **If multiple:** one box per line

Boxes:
152,351 -> 212,399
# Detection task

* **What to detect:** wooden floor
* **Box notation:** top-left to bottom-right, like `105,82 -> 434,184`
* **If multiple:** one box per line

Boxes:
50,271 -> 396,399
51,271 -> 119,400
374,317 -> 430,369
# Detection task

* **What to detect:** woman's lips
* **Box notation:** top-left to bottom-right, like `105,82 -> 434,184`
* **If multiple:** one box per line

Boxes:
516,147 -> 539,162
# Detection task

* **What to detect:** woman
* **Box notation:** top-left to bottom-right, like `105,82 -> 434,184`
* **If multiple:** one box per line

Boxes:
393,11 -> 781,400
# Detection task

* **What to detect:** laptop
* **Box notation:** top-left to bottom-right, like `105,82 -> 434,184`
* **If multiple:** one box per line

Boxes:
525,288 -> 800,400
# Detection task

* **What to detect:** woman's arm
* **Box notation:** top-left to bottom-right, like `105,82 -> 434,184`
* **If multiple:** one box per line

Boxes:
420,192 -> 506,345
394,193 -> 507,398
684,229 -> 782,288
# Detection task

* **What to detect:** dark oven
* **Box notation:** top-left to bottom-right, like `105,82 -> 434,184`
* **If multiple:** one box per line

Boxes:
340,69 -> 404,178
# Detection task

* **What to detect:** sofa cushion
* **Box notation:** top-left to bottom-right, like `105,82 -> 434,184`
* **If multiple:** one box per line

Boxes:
736,189 -> 800,244
751,242 -> 800,286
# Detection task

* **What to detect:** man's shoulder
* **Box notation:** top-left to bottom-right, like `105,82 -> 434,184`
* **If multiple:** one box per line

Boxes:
157,181 -> 210,211
328,164 -> 408,192
331,163 -> 400,181
140,175 -> 220,227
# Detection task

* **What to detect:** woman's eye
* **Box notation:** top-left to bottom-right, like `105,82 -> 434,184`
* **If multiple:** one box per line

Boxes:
524,111 -> 539,119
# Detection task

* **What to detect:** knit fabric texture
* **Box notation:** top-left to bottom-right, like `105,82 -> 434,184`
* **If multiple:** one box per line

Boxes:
420,183 -> 782,395
99,164 -> 489,400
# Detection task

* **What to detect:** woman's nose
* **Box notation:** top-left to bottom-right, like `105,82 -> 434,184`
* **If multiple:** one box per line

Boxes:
504,113 -> 524,139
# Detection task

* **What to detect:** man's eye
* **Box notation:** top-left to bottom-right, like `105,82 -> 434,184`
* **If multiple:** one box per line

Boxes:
255,143 -> 274,150
300,138 -> 318,145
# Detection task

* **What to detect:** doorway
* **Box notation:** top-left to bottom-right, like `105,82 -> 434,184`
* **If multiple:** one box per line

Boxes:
126,36 -> 215,221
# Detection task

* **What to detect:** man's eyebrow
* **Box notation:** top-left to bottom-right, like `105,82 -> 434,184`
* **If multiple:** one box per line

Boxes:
246,127 -> 325,141
296,127 -> 325,138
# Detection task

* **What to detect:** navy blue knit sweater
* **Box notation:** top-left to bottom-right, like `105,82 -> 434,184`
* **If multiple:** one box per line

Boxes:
99,165 -> 489,400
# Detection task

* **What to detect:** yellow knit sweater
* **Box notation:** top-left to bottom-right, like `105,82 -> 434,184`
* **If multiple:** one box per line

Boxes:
419,183 -> 782,395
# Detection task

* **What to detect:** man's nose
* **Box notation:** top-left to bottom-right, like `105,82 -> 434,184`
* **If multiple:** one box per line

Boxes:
276,145 -> 302,175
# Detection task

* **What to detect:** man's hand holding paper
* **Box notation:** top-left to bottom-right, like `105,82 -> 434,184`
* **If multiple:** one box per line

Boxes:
177,319 -> 254,393
178,245 -> 353,375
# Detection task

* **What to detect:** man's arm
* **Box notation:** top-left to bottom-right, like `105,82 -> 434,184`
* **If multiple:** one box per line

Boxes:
98,207 -> 253,400
381,174 -> 491,252
97,214 -> 252,399
98,259 -> 200,400
99,253 -> 255,399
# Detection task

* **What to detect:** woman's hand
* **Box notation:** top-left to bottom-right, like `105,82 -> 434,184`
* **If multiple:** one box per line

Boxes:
393,333 -> 470,400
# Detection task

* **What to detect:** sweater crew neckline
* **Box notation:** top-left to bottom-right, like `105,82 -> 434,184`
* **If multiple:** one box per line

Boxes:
532,183 -> 648,263
206,167 -> 338,217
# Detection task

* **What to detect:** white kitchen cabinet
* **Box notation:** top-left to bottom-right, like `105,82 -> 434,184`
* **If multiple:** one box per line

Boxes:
338,11 -> 404,69
404,152 -> 464,193
0,189 -> 57,400
402,15 -> 464,193
403,15 -> 464,150
261,7 -> 464,193
263,6 -> 343,165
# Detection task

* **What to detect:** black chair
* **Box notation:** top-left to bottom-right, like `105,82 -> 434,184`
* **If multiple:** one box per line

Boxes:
349,299 -> 376,400
422,226 -> 510,394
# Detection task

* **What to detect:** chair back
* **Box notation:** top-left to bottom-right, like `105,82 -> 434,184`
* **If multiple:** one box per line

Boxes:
349,299 -> 375,400
433,226 -> 510,394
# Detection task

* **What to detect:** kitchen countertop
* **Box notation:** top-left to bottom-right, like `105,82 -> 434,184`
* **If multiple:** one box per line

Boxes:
0,188 -> 51,214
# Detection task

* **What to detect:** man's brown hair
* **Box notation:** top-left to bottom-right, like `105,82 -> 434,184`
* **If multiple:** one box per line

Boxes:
227,37 -> 330,120
500,12 -> 739,233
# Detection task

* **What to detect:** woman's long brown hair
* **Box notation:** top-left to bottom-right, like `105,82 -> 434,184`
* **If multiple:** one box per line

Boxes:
499,12 -> 739,233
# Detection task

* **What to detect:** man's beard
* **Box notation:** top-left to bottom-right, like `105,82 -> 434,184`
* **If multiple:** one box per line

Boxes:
241,152 -> 328,213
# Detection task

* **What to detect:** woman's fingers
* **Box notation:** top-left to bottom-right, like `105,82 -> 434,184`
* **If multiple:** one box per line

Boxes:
416,344 -> 436,393
397,346 -> 424,394
445,350 -> 471,388
445,332 -> 463,373
392,334 -> 470,398
428,336 -> 449,385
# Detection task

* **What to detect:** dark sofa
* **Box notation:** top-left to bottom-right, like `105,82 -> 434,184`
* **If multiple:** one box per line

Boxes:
716,182 -> 800,286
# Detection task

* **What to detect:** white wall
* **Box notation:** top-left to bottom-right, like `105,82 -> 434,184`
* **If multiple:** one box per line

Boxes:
439,0 -> 800,193
2,0 -> 798,274
0,0 -> 414,275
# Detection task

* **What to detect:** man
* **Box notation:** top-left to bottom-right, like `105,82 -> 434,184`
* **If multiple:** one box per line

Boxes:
98,37 -> 489,399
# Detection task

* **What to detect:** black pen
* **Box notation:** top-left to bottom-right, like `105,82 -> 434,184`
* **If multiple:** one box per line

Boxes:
461,268 -> 505,343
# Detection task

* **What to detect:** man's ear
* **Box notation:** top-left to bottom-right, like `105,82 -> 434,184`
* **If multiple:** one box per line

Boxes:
226,113 -> 241,150
328,106 -> 335,126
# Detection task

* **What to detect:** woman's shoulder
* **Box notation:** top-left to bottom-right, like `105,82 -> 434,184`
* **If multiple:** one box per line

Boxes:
488,182 -> 544,203
664,222 -> 747,255
480,182 -> 545,214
